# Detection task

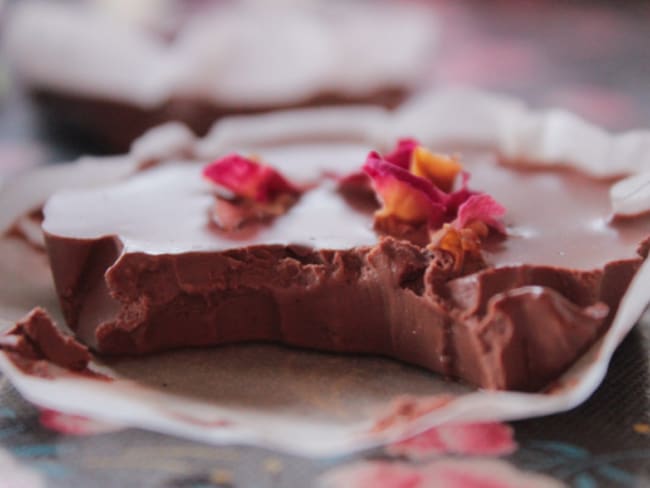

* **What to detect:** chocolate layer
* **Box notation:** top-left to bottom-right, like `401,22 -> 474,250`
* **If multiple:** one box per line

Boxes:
42,147 -> 649,391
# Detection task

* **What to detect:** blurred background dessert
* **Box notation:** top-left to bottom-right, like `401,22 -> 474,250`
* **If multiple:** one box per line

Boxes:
3,0 -> 437,151
3,0 -> 650,160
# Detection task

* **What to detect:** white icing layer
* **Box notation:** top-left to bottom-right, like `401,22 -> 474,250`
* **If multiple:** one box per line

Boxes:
8,89 -> 650,238
5,1 -> 437,108
43,145 -> 378,254
42,145 -> 650,270
0,156 -> 136,234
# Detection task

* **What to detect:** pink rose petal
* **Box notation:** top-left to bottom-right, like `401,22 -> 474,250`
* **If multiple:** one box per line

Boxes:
455,193 -> 506,233
203,154 -> 299,203
362,151 -> 498,231
444,172 -> 475,219
363,152 -> 448,225
338,138 -> 419,192
342,139 -> 507,235
385,138 -> 420,169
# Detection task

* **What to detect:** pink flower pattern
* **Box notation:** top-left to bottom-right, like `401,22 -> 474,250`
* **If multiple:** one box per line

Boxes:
321,421 -> 530,487
320,459 -> 564,488
388,422 -> 517,459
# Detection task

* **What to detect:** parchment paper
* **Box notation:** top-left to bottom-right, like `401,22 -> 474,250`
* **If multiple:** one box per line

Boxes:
1,90 -> 649,457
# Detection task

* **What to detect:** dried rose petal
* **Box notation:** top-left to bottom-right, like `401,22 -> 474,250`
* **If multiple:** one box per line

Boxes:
410,147 -> 462,193
441,172 -> 476,223
363,152 -> 447,224
385,137 -> 419,169
455,193 -> 506,233
358,141 -> 506,247
340,139 -> 462,202
428,193 -> 505,273
203,154 -> 299,203
338,138 -> 417,194
429,223 -> 485,272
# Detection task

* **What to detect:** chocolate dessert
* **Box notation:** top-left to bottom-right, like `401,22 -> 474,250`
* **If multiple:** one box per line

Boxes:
5,1 -> 435,151
0,307 -> 93,377
41,138 -> 650,392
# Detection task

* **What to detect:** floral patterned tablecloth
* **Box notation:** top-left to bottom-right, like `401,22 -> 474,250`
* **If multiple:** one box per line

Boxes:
1,1 -> 650,486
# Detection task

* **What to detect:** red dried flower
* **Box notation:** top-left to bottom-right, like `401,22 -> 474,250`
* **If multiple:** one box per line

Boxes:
203,154 -> 299,203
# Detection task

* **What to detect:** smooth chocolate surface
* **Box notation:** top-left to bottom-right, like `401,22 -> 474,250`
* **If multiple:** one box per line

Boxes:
42,145 -> 649,391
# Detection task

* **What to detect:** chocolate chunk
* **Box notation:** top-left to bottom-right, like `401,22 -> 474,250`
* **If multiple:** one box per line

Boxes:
1,307 -> 90,373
